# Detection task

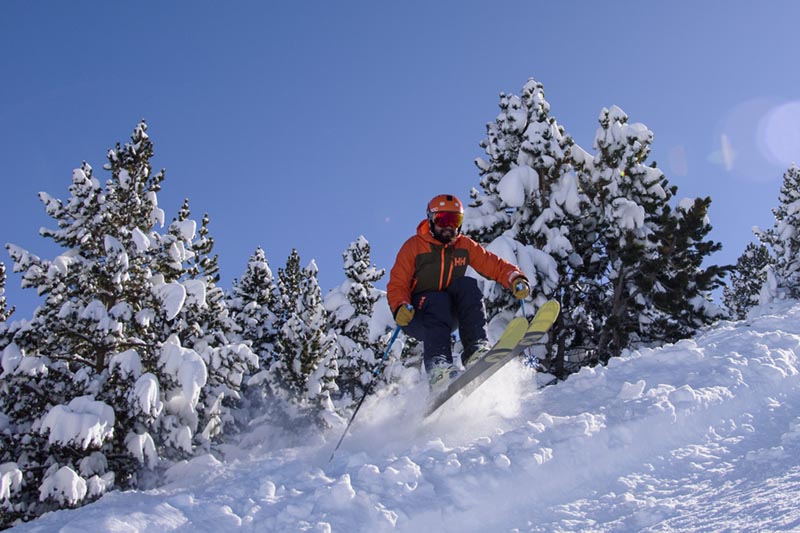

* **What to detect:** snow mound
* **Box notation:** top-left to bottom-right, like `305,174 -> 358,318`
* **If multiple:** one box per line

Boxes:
11,301 -> 800,532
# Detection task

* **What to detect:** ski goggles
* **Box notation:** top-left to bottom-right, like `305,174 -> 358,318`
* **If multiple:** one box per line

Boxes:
431,211 -> 464,228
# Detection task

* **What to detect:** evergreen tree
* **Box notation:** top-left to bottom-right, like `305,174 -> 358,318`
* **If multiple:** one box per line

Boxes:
325,237 -> 392,403
756,165 -> 800,301
157,201 -> 256,446
1,126 -> 168,523
0,262 -> 12,352
465,79 -> 589,336
270,250 -> 339,427
465,78 -> 596,375
723,242 -> 773,319
585,106 -> 674,361
228,247 -> 280,408
0,262 -> 12,324
583,106 -> 727,363
466,79 -> 729,377
0,122 -> 253,525
640,197 -> 728,344
188,211 -> 220,284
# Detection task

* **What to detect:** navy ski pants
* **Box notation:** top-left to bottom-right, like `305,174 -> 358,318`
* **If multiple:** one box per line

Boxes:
401,276 -> 489,372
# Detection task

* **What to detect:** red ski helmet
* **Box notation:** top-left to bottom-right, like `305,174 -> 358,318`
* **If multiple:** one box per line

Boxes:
427,194 -> 464,229
426,194 -> 464,216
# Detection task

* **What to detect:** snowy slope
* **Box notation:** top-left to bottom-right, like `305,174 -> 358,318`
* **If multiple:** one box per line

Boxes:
10,301 -> 800,532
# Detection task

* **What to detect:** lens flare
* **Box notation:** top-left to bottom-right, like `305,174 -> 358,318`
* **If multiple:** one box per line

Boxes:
711,98 -> 783,182
759,101 -> 800,169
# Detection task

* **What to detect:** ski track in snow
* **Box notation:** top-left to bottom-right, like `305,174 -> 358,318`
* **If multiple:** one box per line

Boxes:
10,302 -> 800,532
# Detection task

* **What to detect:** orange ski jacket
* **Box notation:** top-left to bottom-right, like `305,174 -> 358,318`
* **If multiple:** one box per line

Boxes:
387,220 -> 526,314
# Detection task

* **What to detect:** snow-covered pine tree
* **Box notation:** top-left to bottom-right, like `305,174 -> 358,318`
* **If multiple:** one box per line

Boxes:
467,80 -> 729,377
756,165 -> 800,302
642,197 -> 728,343
270,250 -> 340,427
188,212 -> 220,284
155,201 -> 256,448
324,237 -> 393,404
463,77 -> 594,374
228,247 -> 279,404
0,262 -> 12,347
583,106 -> 671,361
1,130 -> 167,523
0,122 -> 253,525
585,106 -> 727,362
723,242 -> 773,319
0,263 -> 10,321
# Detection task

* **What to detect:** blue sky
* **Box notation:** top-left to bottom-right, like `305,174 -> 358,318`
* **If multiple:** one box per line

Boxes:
2,1 -> 799,318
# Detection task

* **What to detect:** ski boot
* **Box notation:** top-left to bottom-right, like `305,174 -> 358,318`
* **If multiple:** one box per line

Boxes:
428,363 -> 459,394
461,339 -> 491,370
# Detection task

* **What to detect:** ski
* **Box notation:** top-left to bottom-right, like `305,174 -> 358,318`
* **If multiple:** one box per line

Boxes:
425,299 -> 561,416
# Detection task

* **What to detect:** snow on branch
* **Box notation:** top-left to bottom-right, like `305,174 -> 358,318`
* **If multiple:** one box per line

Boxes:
40,396 -> 115,450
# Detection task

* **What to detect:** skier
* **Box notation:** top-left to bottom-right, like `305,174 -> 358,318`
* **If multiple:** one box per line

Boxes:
387,194 -> 531,392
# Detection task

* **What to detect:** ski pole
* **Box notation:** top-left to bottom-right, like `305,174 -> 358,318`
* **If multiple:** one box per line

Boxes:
328,324 -> 402,463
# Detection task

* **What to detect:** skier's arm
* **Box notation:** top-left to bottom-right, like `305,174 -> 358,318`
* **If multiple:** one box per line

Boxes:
387,239 -> 416,314
464,238 -> 527,290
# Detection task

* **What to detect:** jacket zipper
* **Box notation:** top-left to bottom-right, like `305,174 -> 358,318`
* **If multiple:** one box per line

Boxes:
438,245 -> 456,290
438,247 -> 446,290
445,258 -> 454,287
